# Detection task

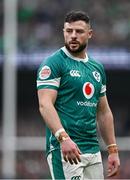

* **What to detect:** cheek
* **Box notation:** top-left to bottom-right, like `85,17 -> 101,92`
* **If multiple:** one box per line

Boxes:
80,35 -> 89,42
64,34 -> 70,42
83,34 -> 91,41
64,36 -> 67,42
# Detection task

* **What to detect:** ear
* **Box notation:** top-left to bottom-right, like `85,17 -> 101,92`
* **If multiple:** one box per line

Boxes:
88,29 -> 93,39
63,28 -> 65,38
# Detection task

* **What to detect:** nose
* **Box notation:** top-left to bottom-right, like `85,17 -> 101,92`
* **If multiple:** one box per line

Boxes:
71,30 -> 77,38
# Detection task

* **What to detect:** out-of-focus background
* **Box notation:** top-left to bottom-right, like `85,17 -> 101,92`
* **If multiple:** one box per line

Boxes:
0,0 -> 130,179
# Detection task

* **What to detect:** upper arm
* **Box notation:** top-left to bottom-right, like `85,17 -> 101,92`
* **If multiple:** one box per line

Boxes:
38,89 -> 58,106
97,95 -> 111,117
37,56 -> 62,91
37,56 -> 62,106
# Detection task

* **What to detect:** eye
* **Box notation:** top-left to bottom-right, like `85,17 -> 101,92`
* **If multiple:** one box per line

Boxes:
66,29 -> 73,33
76,29 -> 84,34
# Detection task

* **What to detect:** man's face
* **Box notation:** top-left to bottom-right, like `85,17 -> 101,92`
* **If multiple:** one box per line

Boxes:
63,20 -> 92,53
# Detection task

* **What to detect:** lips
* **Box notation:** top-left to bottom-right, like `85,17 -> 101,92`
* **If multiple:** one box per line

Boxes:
70,41 -> 79,44
69,41 -> 79,46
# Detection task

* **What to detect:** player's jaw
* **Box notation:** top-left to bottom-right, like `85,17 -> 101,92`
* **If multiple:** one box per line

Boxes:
65,41 -> 87,53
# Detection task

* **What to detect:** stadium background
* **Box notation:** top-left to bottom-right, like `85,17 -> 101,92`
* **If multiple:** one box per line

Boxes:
0,0 -> 130,179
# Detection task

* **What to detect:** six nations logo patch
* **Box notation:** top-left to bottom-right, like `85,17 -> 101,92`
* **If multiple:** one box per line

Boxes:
83,82 -> 95,99
39,65 -> 51,80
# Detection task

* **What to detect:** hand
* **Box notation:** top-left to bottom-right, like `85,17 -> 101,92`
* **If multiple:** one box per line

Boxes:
60,138 -> 81,165
107,153 -> 120,177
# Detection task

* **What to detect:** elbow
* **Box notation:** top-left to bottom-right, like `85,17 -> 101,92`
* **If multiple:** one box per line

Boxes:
39,104 -> 43,115
39,101 -> 46,115
38,100 -> 51,115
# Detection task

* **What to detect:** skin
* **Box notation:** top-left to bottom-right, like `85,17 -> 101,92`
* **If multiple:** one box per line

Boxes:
63,20 -> 92,58
97,96 -> 120,177
38,20 -> 120,177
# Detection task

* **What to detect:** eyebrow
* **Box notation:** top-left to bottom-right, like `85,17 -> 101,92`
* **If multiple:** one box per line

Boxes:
64,27 -> 87,32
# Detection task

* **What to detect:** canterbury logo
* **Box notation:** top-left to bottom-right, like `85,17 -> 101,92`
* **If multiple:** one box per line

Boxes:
70,70 -> 81,77
71,176 -> 81,180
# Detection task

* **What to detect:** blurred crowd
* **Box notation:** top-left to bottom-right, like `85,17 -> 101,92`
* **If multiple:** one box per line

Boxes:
0,0 -> 130,52
0,0 -> 130,179
18,0 -> 130,52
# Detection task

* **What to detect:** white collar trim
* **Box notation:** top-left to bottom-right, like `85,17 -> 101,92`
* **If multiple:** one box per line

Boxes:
61,46 -> 88,63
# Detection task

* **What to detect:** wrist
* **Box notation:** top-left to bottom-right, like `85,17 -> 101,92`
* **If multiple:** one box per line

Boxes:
55,128 -> 65,138
55,128 -> 69,143
107,144 -> 118,154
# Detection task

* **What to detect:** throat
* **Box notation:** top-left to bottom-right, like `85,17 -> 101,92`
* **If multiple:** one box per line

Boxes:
70,52 -> 86,59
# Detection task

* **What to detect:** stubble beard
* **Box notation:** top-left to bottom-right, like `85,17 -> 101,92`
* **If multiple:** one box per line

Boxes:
65,42 -> 87,54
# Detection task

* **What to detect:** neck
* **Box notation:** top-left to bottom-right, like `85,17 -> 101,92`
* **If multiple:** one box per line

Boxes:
69,50 -> 87,59
62,46 -> 88,62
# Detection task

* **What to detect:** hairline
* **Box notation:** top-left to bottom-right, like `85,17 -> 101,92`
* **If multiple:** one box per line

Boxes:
63,20 -> 91,30
64,11 -> 90,25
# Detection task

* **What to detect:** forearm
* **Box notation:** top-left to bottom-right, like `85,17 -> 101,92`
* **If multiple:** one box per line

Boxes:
40,101 -> 81,165
97,96 -> 120,177
39,102 -> 63,135
98,110 -> 116,146
101,112 -> 120,178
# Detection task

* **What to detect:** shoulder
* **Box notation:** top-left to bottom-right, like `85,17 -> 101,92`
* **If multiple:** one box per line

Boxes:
38,48 -> 66,71
37,48 -> 66,78
88,56 -> 105,73
44,48 -> 66,65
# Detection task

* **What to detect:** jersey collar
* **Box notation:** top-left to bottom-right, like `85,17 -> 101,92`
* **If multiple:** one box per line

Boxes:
61,46 -> 88,63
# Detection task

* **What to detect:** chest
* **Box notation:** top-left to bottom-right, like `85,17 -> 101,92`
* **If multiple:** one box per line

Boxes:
60,61 -> 102,93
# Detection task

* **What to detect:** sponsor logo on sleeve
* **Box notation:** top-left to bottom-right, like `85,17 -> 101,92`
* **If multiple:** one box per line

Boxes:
39,65 -> 51,80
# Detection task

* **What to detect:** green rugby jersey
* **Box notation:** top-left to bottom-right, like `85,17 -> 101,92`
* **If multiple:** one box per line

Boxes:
37,46 -> 106,155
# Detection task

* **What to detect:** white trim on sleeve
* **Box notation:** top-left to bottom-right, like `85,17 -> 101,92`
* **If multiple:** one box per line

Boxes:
37,77 -> 61,88
100,85 -> 106,93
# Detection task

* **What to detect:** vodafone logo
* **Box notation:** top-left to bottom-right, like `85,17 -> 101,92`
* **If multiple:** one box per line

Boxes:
39,66 -> 51,80
83,82 -> 94,99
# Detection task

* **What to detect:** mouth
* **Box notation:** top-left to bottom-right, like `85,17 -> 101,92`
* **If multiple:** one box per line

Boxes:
69,41 -> 80,48
69,41 -> 79,45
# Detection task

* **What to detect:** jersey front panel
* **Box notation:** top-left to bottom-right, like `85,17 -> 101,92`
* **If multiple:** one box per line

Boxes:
37,48 -> 106,155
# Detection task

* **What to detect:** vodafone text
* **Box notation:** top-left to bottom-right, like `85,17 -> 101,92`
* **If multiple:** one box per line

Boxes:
77,101 -> 97,107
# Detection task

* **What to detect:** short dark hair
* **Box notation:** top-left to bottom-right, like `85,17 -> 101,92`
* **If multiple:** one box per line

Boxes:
64,10 -> 90,24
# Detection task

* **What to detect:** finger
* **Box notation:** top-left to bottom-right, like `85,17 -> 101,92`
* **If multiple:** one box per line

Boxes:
67,156 -> 74,165
72,147 -> 81,162
72,157 -> 78,164
107,165 -> 119,177
76,154 -> 81,162
76,146 -> 82,155
107,169 -> 117,177
63,153 -> 68,162
68,152 -> 78,165
68,151 -> 79,165
74,150 -> 81,162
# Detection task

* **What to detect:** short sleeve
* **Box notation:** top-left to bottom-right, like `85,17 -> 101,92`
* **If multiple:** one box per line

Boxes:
37,56 -> 62,90
99,64 -> 106,97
